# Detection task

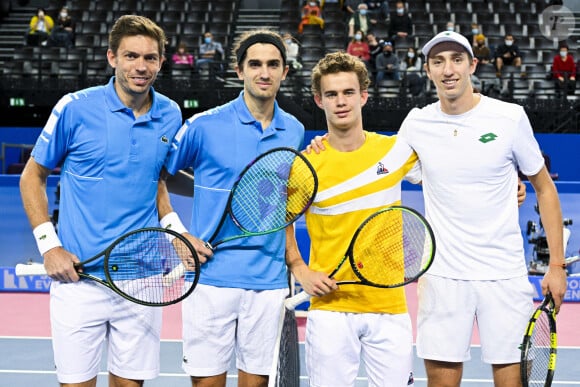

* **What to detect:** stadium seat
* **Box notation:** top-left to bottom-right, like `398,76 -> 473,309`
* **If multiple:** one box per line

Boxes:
165,0 -> 189,12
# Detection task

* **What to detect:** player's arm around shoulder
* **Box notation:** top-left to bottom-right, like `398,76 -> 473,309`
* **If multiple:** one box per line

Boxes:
527,165 -> 567,311
304,133 -> 329,154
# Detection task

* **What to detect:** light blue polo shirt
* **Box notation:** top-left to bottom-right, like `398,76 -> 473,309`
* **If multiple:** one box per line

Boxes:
31,77 -> 183,279
166,91 -> 305,290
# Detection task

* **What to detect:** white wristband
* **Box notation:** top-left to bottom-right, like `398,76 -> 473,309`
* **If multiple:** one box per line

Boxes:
160,212 -> 188,242
33,221 -> 62,256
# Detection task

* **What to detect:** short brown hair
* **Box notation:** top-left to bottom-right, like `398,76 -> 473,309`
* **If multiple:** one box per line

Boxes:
311,52 -> 371,96
108,15 -> 167,57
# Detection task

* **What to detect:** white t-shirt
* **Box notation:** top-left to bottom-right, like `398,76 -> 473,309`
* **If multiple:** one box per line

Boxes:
399,95 -> 544,280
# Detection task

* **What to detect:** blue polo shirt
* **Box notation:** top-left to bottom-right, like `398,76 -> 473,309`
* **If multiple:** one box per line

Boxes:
166,91 -> 305,290
31,77 -> 183,278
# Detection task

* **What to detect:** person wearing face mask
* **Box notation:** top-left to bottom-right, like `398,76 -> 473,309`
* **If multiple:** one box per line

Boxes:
347,3 -> 377,39
400,46 -> 426,96
375,40 -> 400,84
298,0 -> 324,34
347,29 -> 372,68
196,31 -> 225,78
464,22 -> 481,47
493,33 -> 523,78
444,21 -> 456,33
388,0 -> 412,43
551,43 -> 577,99
47,6 -> 75,48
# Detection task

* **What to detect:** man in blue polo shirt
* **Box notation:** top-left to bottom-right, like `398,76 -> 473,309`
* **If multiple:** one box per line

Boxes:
19,15 -> 194,387
158,29 -> 309,387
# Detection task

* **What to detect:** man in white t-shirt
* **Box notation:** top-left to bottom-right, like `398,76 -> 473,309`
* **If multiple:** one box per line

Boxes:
399,31 -> 567,387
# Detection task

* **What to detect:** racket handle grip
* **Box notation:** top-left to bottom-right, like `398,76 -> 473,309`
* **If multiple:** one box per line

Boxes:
284,291 -> 312,311
15,263 -> 47,276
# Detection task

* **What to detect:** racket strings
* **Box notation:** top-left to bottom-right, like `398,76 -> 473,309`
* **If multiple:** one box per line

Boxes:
231,150 -> 316,233
524,310 -> 556,386
351,209 -> 433,286
274,307 -> 300,386
106,230 -> 195,305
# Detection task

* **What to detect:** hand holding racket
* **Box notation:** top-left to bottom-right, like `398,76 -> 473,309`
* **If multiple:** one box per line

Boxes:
15,228 -> 200,306
285,205 -> 436,310
520,293 -> 558,387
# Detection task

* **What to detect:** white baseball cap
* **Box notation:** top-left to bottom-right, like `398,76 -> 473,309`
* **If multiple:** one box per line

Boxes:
421,31 -> 474,58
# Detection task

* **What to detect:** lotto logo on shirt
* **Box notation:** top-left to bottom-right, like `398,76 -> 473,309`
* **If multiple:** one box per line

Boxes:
479,133 -> 498,143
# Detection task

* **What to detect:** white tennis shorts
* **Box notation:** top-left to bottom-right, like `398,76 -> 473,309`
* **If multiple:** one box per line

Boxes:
50,280 -> 162,383
181,284 -> 288,377
416,274 -> 535,364
306,309 -> 415,387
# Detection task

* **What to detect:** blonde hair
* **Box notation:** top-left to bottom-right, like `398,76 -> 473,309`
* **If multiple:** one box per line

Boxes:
311,52 -> 371,96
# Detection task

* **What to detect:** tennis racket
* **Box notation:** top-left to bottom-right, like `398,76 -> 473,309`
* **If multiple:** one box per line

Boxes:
520,293 -> 558,387
268,274 -> 300,387
163,147 -> 318,282
15,227 -> 200,307
285,205 -> 436,309
206,146 -> 318,249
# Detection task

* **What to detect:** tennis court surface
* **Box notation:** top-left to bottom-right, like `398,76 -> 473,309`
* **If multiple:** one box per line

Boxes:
2,284 -> 580,386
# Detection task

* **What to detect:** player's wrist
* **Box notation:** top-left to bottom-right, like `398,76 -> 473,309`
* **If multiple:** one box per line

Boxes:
33,221 -> 62,256
160,212 -> 188,241
549,262 -> 567,269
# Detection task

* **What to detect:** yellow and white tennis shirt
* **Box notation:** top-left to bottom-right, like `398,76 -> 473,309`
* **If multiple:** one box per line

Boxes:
304,131 -> 418,314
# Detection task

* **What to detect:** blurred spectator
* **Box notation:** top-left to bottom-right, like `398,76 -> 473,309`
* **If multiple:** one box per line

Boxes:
388,1 -> 412,42
283,32 -> 303,72
347,30 -> 371,68
400,46 -> 425,96
366,31 -> 383,78
464,22 -> 481,46
344,0 -> 363,16
375,40 -> 400,83
172,42 -> 194,67
298,1 -> 325,34
27,7 -> 54,46
473,33 -> 491,72
494,34 -> 523,78
196,32 -> 224,76
48,6 -> 75,48
365,1 -> 390,21
444,21 -> 456,32
552,43 -> 576,98
347,3 -> 376,39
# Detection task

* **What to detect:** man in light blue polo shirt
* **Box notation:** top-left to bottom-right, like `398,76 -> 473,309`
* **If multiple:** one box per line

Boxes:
158,29 -> 309,387
20,15 -> 186,387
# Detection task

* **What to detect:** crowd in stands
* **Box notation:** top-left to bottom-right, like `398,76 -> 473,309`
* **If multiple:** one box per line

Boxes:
3,0 -> 579,102
7,1 -> 235,86
288,0 -> 579,101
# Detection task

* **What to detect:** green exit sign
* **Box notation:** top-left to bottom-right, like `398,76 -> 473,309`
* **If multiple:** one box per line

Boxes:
10,98 -> 25,107
183,99 -> 199,108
